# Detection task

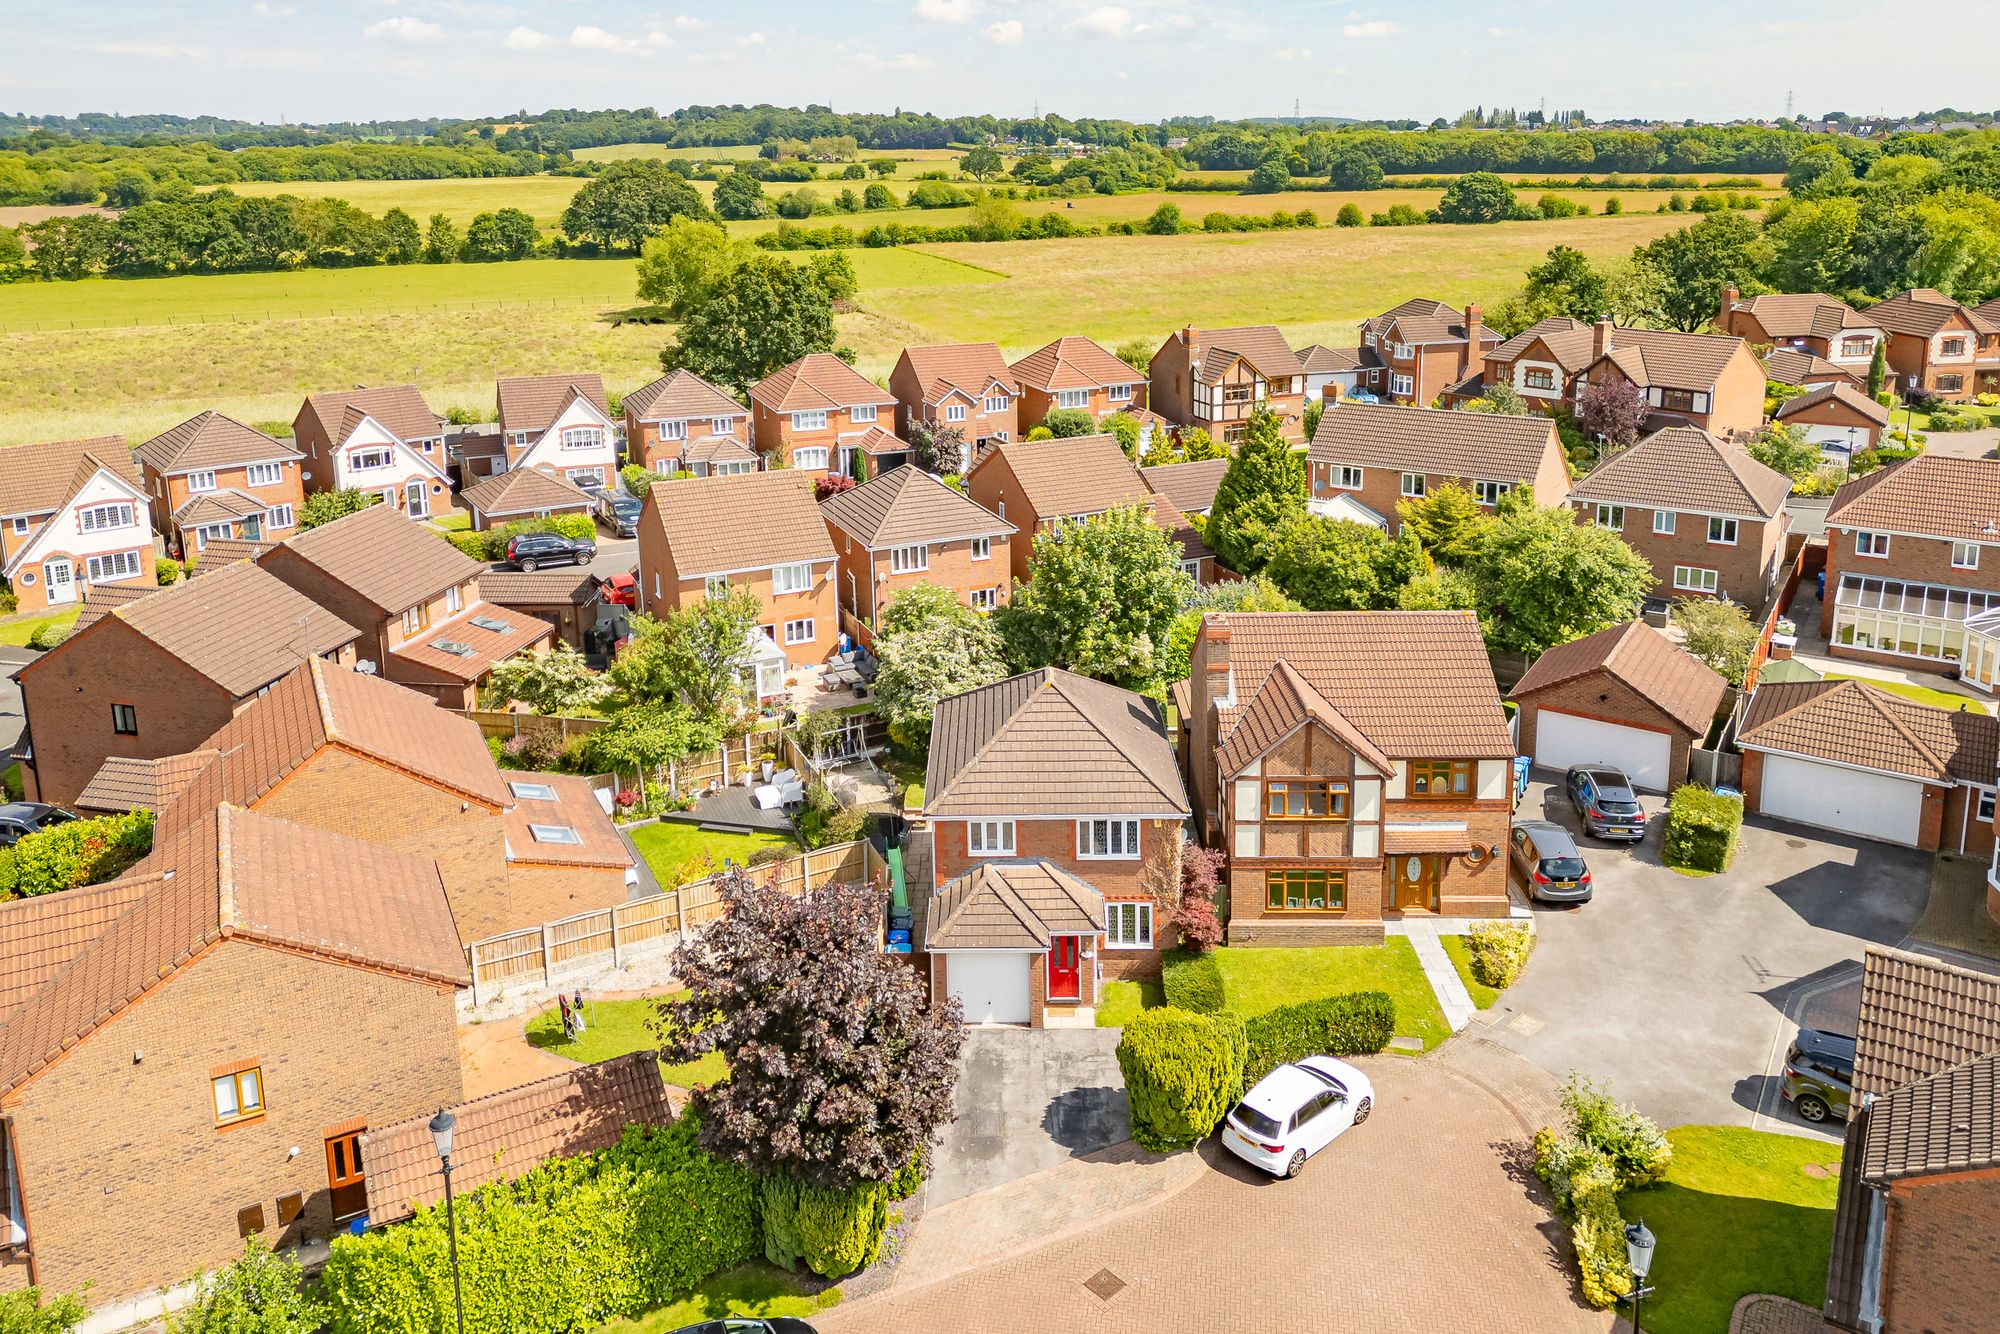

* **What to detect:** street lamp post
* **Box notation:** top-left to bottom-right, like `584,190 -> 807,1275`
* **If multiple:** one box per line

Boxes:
1845,425 -> 1858,480
430,1109 -> 467,1334
1623,1218 -> 1658,1334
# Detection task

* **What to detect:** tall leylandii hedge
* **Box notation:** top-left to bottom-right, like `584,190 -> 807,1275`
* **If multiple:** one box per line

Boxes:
1116,1006 -> 1246,1151
319,1118 -> 757,1334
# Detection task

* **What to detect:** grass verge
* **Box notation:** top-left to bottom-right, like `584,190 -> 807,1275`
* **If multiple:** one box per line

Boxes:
595,1264 -> 842,1334
523,994 -> 728,1090
0,608 -> 79,647
1095,979 -> 1165,1028
1208,940 -> 1450,1051
1439,936 -> 1502,1009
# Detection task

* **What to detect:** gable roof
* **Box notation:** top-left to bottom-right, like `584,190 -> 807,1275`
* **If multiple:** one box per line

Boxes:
1296,344 -> 1382,374
75,750 -> 220,815
1730,292 -> 1875,341
460,466 -> 594,518
1774,380 -> 1892,427
135,411 -> 299,476
1217,659 -> 1397,776
1862,288 -> 2000,339
1569,425 -> 1791,518
1761,347 -> 1864,388
926,667 -> 1190,818
190,536 -> 274,571
70,579 -> 160,633
1140,459 -> 1230,518
1825,455 -> 2000,542
299,385 -> 440,447
1853,946 -> 2000,1098
1586,325 -> 1752,392
1511,620 -> 1727,735
269,502 -> 483,613
1008,336 -> 1145,391
1485,316 -> 1601,374
0,879 -> 156,1019
495,374 -> 610,436
927,861 -> 1106,950
1737,678 -> 1999,785
0,436 -> 138,521
899,343 -> 1019,403
478,568 -> 601,609
644,470 -> 836,578
1307,401 -> 1559,483
971,435 -> 1155,521
1861,1048 -> 1999,1185
819,466 -> 1014,549
621,369 -> 744,423
750,353 -> 894,414
1189,325 -> 1305,384
1362,298 -> 1494,348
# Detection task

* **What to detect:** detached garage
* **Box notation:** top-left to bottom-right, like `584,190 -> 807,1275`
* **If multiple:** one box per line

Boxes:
1512,620 -> 1728,794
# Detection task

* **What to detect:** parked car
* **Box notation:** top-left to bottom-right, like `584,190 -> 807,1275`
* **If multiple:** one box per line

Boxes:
0,802 -> 77,847
1781,1027 -> 1855,1124
1220,1056 -> 1374,1179
598,570 -> 637,607
666,1320 -> 817,1334
1509,820 -> 1594,904
1565,766 -> 1648,842
504,531 -> 596,572
596,490 -> 642,538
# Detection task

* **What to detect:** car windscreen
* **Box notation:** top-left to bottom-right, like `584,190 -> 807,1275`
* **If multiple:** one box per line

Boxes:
1540,856 -> 1588,880
1230,1102 -> 1283,1139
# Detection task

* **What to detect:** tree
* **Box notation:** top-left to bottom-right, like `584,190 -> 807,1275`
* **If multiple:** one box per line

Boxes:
1170,843 -> 1227,950
872,588 -> 1007,750
1202,407 -> 1305,574
906,418 -> 967,474
656,872 -> 963,1189
1326,148 -> 1383,191
1396,565 -> 1482,611
1867,340 -> 1888,397
0,225 -> 24,281
1162,575 -> 1301,681
608,587 -> 763,718
462,207 -> 538,261
862,183 -> 896,210
421,212 -> 459,263
1466,494 -> 1654,654
1244,154 -> 1291,194
1435,171 -> 1519,223
169,1240 -> 324,1334
1575,376 -> 1650,447
1783,144 -> 1856,199
484,643 -> 612,716
1463,382 -> 1531,416
960,145 -> 1003,180
775,188 -> 817,220
1040,407 -> 1095,438
1745,421 -> 1822,488
562,160 -> 716,252
22,213 -> 111,279
712,169 -> 768,221
0,1288 -> 87,1334
1335,203 -> 1365,227
1630,211 -> 1760,331
1104,411 -> 1141,458
377,207 -> 421,263
297,488 -> 380,530
1302,397 -> 1324,442
1672,597 -> 1757,686
579,700 -> 723,802
1263,514 -> 1415,611
1180,427 -> 1224,461
635,217 -> 751,318
661,255 -> 838,394
1396,481 -> 1491,566
963,194 -> 1019,241
1145,202 -> 1184,235
996,505 -> 1192,688
1518,244 -> 1614,323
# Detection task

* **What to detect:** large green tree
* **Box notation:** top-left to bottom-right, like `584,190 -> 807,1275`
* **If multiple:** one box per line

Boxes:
484,643 -> 612,716
1395,481 -> 1492,567
1262,514 -> 1423,611
462,207 -> 539,261
1201,407 -> 1305,575
871,584 -> 1007,751
1435,171 -> 1521,223
635,217 -> 751,318
661,255 -> 840,394
996,505 -> 1192,688
712,169 -> 768,221
608,587 -> 764,719
1466,494 -> 1654,653
561,160 -> 715,252
1629,211 -> 1760,330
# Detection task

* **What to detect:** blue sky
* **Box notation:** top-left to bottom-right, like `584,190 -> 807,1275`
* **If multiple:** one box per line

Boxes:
3,1 -> 1990,125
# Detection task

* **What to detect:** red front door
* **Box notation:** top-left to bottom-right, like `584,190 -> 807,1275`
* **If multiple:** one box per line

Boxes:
1048,936 -> 1081,1002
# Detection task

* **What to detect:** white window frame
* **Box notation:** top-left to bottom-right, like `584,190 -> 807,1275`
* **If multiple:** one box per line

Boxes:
711,416 -> 734,435
1400,472 -> 1426,498
266,504 -> 295,530
1707,516 -> 1739,546
193,522 -> 233,550
792,409 -> 829,432
85,550 -> 142,582
528,823 -> 582,845
78,502 -> 133,533
186,470 -> 217,493
660,419 -> 689,441
1390,374 -> 1415,397
783,617 -> 815,645
565,467 -> 605,490
1653,509 -> 1676,535
967,819 -> 1015,856
1076,817 -> 1141,860
792,446 -> 830,471
1953,541 -> 1981,571
1595,504 -> 1625,530
1981,789 -> 1997,823
970,587 -> 998,611
348,448 -> 392,473
560,427 -> 602,451
446,585 -> 463,614
1335,465 -> 1363,490
7,517 -> 28,536
1673,565 -> 1719,594
772,562 -> 813,595
245,462 -> 283,487
1473,480 -> 1510,507
850,403 -> 878,423
1055,388 -> 1090,410
1107,382 -> 1133,402
889,544 -> 928,574
705,575 -> 730,599
1856,530 -> 1891,558
1104,900 -> 1154,950
970,536 -> 991,561
982,393 -> 1010,414
944,403 -> 968,424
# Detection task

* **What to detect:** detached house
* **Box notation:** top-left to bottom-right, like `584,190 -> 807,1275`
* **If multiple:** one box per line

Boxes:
1149,325 -> 1309,446
1141,458 -> 1231,583
1718,286 -> 1883,374
819,466 -> 1015,644
495,373 -> 619,493
1476,317 -> 1767,440
1008,336 -> 1149,431
458,468 -> 595,533
965,435 -> 1165,585
889,342 -> 1021,462
1183,611 -> 1517,944
1356,299 -> 1499,405
922,668 -> 1192,1026
135,412 -> 305,559
1773,381 -> 1891,454
1761,346 -> 1864,391
1296,344 -> 1379,403
292,385 -> 450,518
1859,288 -> 2000,402
0,436 -> 155,615
1570,426 -> 1792,611
749,353 -> 900,477
1306,402 -> 1570,531
621,369 -> 753,477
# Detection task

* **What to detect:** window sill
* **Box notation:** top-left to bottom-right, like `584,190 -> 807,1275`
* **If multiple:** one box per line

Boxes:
1263,908 -> 1348,916
1075,854 -> 1142,862
215,1113 -> 267,1133
1102,942 -> 1154,951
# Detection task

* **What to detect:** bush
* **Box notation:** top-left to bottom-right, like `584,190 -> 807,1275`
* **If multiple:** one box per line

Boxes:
620,464 -> 657,497
445,530 -> 490,559
1040,407 -> 1096,438
1160,945 -> 1224,1012
1241,992 -> 1395,1084
0,808 -> 153,899
170,1239 -> 325,1334
1115,1007 -> 1247,1151
0,1289 -> 86,1334
757,1174 -> 889,1278
888,1145 -> 927,1200
1532,1074 -> 1669,1309
1662,783 -> 1742,872
27,619 -> 70,650
156,556 -> 182,586
1464,922 -> 1535,988
1561,1074 -> 1672,1191
449,513 -> 598,561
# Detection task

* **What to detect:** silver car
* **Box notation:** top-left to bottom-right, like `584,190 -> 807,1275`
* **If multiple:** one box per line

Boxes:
1510,820 -> 1594,904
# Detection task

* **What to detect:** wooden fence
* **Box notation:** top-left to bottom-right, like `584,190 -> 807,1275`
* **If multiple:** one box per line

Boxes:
451,709 -> 607,743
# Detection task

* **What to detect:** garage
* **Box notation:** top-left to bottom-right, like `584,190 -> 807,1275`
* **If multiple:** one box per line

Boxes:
946,952 -> 1033,1025
1757,754 -> 1925,847
1534,710 -> 1675,793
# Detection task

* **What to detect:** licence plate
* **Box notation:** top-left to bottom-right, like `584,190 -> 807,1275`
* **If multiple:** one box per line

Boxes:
1608,827 -> 1635,835
1549,881 -> 1576,891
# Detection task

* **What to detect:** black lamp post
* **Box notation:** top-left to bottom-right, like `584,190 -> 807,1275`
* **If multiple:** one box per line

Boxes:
1845,425 -> 1858,480
430,1109 -> 467,1334
1623,1218 -> 1658,1334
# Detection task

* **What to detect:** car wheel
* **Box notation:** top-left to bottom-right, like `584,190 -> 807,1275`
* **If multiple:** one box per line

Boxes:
1283,1149 -> 1306,1179
519,558 -> 538,573
1795,1094 -> 1831,1123
1351,1096 -> 1371,1125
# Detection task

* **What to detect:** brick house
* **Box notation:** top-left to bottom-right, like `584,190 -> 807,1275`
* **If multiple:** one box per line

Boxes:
0,802 -> 466,1307
748,354 -> 899,477
965,435 -> 1166,585
1008,335 -> 1149,431
1355,298 -> 1499,406
0,437 -> 157,615
1472,317 -> 1767,440
291,385 -> 451,519
819,466 -> 1015,645
621,369 -> 751,476
1736,677 -> 1997,855
1182,611 -> 1517,945
479,569 -> 615,653
1148,325 -> 1309,446
494,374 -> 619,494
259,503 -> 555,708
1761,347 -> 1864,391
1306,402 -> 1570,532
1296,343 -> 1381,403
1773,381 -> 1891,454
1718,286 -> 1884,376
1568,426 -> 1792,612
14,559 -> 361,806
1141,458 -> 1231,583
458,467 -> 595,532
635,470 -> 839,674
922,667 -> 1191,1026
1509,619 -> 1727,793
134,412 -> 305,559
889,343 -> 1021,467
1858,288 -> 2000,403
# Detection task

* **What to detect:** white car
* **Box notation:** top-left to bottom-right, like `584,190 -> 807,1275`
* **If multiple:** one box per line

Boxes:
1219,1056 -> 1375,1178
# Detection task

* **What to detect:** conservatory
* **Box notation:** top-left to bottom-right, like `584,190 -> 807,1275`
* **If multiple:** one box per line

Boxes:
1829,573 -> 2000,691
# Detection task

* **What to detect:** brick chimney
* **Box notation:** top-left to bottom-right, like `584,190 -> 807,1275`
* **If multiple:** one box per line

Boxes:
1190,614 -> 1234,832
1593,318 -> 1614,360
1719,283 -> 1740,329
1463,304 -> 1484,374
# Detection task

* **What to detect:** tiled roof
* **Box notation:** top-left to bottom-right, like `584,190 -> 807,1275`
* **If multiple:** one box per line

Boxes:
1737,678 -> 1999,785
1362,298 -> 1493,347
1308,401 -> 1559,483
299,385 -> 440,447
270,502 -> 483,613
1761,347 -> 1861,387
1861,1048 -> 1998,1185
1825,456 -> 2000,542
1140,459 -> 1230,518
0,879 -> 155,1019
1569,425 -> 1790,518
1730,292 -> 1873,341
927,861 -> 1106,950
1190,325 -> 1305,384
971,435 -> 1155,521
621,369 -> 744,423
173,487 -> 267,526
750,353 -> 894,413
187,537 -> 272,572
682,436 -> 758,467
1861,288 -> 2000,339
1852,946 -> 2000,1098
136,411 -> 298,476
460,467 -> 593,518
1976,297 -> 2000,331
0,436 -> 137,519
478,569 -> 600,608
1296,344 -> 1382,374
502,772 -> 631,870
899,342 -> 1019,403
842,424 -> 915,456
495,373 -> 610,436
927,667 -> 1190,818
70,580 -> 158,633
1587,325 -> 1750,391
1485,316 -> 1601,374
1774,380 -> 1891,427
1217,659 -> 1396,776
391,602 -> 554,683
1511,620 -> 1727,736
1008,336 -> 1145,391
75,750 -> 219,815
643,470 -> 835,578
819,466 -> 1013,549
363,1053 -> 674,1224
1208,612 -> 1514,760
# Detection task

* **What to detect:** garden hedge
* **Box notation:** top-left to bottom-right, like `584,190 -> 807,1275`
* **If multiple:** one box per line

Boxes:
444,514 -> 598,562
1115,1006 -> 1246,1151
758,1175 -> 889,1279
1465,923 -> 1536,989
1160,946 -> 1225,1013
1662,783 -> 1743,873
1241,992 -> 1395,1085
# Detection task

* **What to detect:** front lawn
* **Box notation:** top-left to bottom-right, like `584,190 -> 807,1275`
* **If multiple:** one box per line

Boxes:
1615,1126 -> 1842,1334
0,608 -> 79,648
1825,674 -> 1990,714
1095,978 -> 1164,1027
1208,940 -> 1450,1050
429,510 -> 472,531
524,994 -> 728,1090
1440,935 -> 1502,1009
627,820 -> 796,885
596,1264 -> 842,1334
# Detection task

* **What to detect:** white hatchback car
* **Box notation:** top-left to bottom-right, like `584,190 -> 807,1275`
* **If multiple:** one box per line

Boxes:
1219,1056 -> 1375,1178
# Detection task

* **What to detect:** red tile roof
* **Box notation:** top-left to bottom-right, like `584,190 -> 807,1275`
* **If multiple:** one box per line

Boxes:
1853,946 -> 2000,1098
299,385 -> 441,448
268,502 -> 483,614
1825,456 -> 2000,542
621,369 -> 744,424
643,470 -> 836,578
1008,336 -> 1145,392
1570,426 -> 1790,518
819,466 -> 1013,549
898,342 -> 1019,404
495,374 -> 611,437
750,354 -> 895,414
1510,620 -> 1727,735
136,411 -> 299,476
1737,678 -> 1999,785
0,436 -> 137,520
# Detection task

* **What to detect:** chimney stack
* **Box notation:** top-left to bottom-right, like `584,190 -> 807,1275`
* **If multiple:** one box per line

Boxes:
1593,318 -> 1613,360
1463,304 -> 1484,373
1719,283 -> 1740,329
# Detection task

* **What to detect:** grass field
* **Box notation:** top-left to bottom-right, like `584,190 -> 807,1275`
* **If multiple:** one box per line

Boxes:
626,820 -> 798,884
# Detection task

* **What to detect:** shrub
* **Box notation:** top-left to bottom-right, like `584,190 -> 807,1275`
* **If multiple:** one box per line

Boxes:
1334,203 -> 1365,227
1662,783 -> 1742,872
1532,1074 -> 1668,1309
170,1239 -> 325,1334
1464,922 -> 1535,988
0,809 -> 153,899
0,1289 -> 86,1334
155,556 -> 182,586
1116,1007 -> 1247,1151
1561,1074 -> 1672,1190
757,1175 -> 889,1278
445,530 -> 491,560
620,464 -> 657,497
1160,946 -> 1225,1012
27,620 -> 70,650
449,514 -> 598,561
888,1146 -> 927,1200
1242,992 -> 1395,1084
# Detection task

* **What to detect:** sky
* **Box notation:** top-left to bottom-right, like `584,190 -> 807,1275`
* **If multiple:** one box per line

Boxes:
3,0 -> 1995,127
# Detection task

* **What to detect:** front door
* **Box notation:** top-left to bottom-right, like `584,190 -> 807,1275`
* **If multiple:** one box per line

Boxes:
406,480 -> 429,519
1047,936 -> 1081,1002
325,1129 -> 366,1221
1392,854 -> 1440,912
43,559 -> 74,605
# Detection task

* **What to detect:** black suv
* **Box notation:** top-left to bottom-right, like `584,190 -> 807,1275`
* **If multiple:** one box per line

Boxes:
504,532 -> 597,572
1781,1028 -> 1855,1123
596,490 -> 642,538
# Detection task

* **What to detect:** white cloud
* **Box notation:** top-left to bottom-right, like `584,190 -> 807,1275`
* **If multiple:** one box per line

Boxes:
673,14 -> 710,29
1341,19 -> 1401,37
738,30 -> 766,45
983,18 -> 1022,44
913,0 -> 978,22
250,1 -> 295,16
502,26 -> 553,50
864,51 -> 931,70
1071,6 -> 1128,35
644,30 -> 673,47
1132,14 -> 1194,34
363,16 -> 443,42
96,39 -> 206,60
569,24 -> 625,49
1485,25 -> 1509,38
1274,46 -> 1311,61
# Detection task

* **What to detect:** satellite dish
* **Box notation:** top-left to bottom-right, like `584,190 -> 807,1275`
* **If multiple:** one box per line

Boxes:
355,660 -> 377,675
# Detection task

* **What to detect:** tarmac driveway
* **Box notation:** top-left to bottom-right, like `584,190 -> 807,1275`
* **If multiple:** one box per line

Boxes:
928,1028 -> 1129,1206
1487,783 -> 1932,1136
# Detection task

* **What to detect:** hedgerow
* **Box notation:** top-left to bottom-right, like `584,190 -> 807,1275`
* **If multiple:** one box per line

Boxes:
1115,1007 -> 1246,1151
1241,992 -> 1395,1085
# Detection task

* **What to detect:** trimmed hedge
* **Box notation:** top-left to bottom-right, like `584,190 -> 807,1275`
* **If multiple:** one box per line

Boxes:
1160,946 -> 1224,1013
445,513 -> 598,562
1242,991 -> 1395,1085
1662,783 -> 1743,873
1115,1006 -> 1246,1151
1532,1076 -> 1672,1309
758,1175 -> 889,1278
1464,923 -> 1535,989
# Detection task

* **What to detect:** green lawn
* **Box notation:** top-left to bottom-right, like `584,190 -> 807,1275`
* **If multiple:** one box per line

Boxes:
1825,674 -> 1991,714
1439,935 -> 1502,1009
1095,979 -> 1165,1028
1617,1126 -> 1842,1334
524,994 -> 728,1090
626,820 -> 797,884
430,510 -> 471,532
0,608 -> 79,647
1208,940 -> 1450,1050
595,1264 -> 841,1334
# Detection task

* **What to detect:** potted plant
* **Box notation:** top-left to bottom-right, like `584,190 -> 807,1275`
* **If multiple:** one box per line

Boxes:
1771,617 -> 1798,659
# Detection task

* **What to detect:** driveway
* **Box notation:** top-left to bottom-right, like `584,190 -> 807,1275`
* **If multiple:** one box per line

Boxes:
1486,782 -> 1932,1137
927,1028 -> 1128,1206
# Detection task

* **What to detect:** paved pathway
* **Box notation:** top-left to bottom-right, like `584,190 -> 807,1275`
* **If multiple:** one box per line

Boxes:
1732,1294 -> 1836,1333
1392,918 -> 1477,1032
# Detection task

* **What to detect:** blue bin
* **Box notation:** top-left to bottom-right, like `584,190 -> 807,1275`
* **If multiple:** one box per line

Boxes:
347,1216 -> 369,1236
886,928 -> 910,945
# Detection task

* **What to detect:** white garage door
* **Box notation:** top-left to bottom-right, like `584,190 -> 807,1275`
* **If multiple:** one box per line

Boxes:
1759,754 -> 1925,846
1535,710 -> 1675,793
948,952 -> 1033,1025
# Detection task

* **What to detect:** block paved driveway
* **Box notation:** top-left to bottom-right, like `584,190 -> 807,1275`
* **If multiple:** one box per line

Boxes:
821,1056 -> 1606,1334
